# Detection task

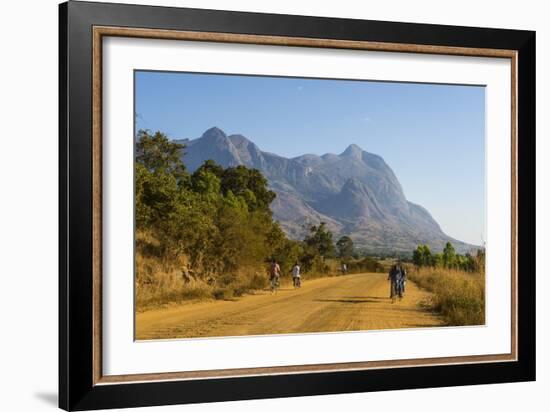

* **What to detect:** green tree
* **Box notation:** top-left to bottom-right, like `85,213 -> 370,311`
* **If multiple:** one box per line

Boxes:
412,246 -> 422,267
193,159 -> 224,179
220,166 -> 276,212
135,130 -> 191,230
412,244 -> 434,267
212,197 -> 269,272
267,223 -> 303,275
442,241 -> 456,268
136,129 -> 188,186
135,163 -> 180,231
336,236 -> 354,259
190,167 -> 222,196
304,222 -> 335,258
433,253 -> 443,267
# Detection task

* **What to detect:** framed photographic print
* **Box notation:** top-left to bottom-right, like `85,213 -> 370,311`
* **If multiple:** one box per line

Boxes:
59,1 -> 536,410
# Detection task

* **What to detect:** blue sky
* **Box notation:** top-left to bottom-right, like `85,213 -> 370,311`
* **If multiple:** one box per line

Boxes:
135,71 -> 485,245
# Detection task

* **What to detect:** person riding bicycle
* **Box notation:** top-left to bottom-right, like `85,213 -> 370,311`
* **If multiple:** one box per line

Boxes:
269,260 -> 281,293
341,262 -> 348,275
388,264 -> 403,303
398,264 -> 407,295
291,262 -> 301,288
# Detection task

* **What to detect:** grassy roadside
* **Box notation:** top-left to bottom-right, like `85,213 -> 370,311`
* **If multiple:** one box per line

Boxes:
135,232 -> 355,312
408,267 -> 485,326
135,256 -> 356,312
136,264 -> 270,312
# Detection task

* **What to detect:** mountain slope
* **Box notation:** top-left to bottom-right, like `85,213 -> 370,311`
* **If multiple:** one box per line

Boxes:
174,127 -> 474,253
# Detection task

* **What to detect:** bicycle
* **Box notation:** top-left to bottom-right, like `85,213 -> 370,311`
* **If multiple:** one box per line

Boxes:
270,276 -> 280,294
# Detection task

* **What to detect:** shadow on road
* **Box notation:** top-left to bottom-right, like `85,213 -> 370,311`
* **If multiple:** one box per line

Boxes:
343,296 -> 387,301
313,298 -> 382,304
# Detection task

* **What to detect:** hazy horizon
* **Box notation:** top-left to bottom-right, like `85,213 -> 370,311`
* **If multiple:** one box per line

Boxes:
135,70 -> 485,245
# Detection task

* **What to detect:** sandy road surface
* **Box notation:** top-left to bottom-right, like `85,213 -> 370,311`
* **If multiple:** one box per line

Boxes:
136,273 -> 442,340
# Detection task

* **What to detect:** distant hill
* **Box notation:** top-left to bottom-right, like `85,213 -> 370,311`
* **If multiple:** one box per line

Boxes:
174,127 -> 476,254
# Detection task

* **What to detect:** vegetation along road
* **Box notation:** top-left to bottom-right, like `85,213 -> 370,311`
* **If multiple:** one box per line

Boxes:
136,273 -> 443,340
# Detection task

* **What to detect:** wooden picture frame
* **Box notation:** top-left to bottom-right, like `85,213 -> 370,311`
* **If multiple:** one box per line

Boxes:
59,1 -> 535,410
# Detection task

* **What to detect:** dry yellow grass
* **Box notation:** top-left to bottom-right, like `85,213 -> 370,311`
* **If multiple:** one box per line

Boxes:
135,253 -> 212,311
135,230 -> 270,310
407,267 -> 485,326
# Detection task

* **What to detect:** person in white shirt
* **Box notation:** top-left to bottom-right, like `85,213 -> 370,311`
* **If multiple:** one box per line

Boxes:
341,263 -> 348,275
291,262 -> 301,288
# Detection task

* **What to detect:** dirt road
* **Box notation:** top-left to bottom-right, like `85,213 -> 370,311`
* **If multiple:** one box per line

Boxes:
136,273 -> 442,340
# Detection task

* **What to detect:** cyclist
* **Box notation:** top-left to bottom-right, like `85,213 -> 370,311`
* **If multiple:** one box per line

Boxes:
291,262 -> 301,288
269,260 -> 281,293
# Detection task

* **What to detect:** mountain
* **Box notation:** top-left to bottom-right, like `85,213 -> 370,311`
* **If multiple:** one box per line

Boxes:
174,127 -> 475,254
